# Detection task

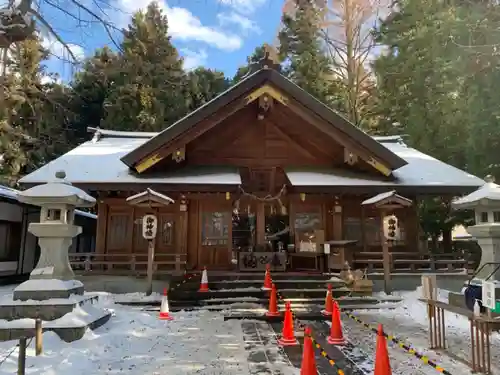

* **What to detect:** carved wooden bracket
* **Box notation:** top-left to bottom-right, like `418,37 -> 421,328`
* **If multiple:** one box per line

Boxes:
344,148 -> 358,165
257,94 -> 273,120
172,146 -> 186,163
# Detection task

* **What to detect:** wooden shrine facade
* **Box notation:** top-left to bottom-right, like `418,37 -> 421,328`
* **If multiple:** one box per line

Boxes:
19,48 -> 484,274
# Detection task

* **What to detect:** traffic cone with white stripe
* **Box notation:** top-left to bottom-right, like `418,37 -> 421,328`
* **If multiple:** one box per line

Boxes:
159,288 -> 174,321
199,266 -> 209,292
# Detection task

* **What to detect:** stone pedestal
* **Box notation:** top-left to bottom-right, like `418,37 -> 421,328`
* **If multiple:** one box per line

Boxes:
467,224 -> 500,281
0,171 -> 111,342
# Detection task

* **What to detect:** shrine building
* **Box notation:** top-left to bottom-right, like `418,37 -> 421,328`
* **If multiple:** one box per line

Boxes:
18,53 -> 484,274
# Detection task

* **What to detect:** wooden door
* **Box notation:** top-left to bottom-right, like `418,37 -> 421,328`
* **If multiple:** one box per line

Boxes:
198,200 -> 232,270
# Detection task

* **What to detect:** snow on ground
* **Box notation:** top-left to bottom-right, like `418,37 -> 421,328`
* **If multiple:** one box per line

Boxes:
0,291 -> 297,375
339,288 -> 500,375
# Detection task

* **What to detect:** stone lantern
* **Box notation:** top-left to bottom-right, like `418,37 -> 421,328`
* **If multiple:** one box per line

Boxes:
452,175 -> 500,283
13,170 -> 95,300
0,171 -> 110,342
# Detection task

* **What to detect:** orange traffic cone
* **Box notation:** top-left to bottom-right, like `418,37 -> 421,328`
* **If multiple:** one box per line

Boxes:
300,326 -> 318,375
327,301 -> 346,345
374,324 -> 392,375
263,263 -> 272,291
321,283 -> 333,316
265,283 -> 281,317
278,301 -> 299,346
159,288 -> 174,321
199,266 -> 209,292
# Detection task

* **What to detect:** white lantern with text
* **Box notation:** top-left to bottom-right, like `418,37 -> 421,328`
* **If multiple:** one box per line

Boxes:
383,214 -> 400,241
142,214 -> 158,240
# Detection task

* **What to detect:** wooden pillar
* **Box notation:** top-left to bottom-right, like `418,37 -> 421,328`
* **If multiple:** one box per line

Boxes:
332,197 -> 342,240
179,195 -> 189,258
95,201 -> 108,254
380,209 -> 391,294
256,201 -> 266,246
126,207 -> 134,254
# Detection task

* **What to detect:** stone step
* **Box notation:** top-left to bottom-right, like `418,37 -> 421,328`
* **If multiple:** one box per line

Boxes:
177,278 -> 345,291
117,295 -> 401,308
164,303 -> 401,313
168,287 -> 366,301
171,272 -> 332,283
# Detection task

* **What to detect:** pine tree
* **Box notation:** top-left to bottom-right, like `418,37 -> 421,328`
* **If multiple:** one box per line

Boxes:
102,1 -> 186,132
0,36 -> 68,185
69,46 -> 119,144
278,0 -> 339,106
184,67 -> 230,112
372,0 -> 467,169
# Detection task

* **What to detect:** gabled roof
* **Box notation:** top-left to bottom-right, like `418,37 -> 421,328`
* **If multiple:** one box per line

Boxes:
18,131 -> 482,194
120,68 -> 408,172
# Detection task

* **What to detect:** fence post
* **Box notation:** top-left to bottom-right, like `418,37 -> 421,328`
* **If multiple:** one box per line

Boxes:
17,337 -> 26,375
35,318 -> 42,356
84,255 -> 91,272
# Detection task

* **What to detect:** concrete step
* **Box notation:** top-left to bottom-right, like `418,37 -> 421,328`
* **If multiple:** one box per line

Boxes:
157,303 -> 401,313
168,287 -> 368,301
117,295 -> 401,308
177,278 -> 345,291
171,272 -> 332,283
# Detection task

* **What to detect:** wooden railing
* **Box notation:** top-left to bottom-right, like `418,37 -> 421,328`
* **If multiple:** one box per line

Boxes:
354,251 -> 474,273
68,252 -> 187,275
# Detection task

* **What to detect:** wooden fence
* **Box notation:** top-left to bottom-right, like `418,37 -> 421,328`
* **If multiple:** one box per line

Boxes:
353,251 -> 475,273
68,252 -> 187,275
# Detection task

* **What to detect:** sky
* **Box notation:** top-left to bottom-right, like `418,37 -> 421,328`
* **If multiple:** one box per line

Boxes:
36,0 -> 285,81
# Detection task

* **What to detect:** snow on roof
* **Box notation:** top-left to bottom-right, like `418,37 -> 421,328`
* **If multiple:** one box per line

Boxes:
0,185 -> 97,219
452,176 -> 500,210
19,171 -> 96,206
287,139 -> 483,190
126,188 -> 175,204
18,136 -> 241,186
18,131 -> 482,191
361,191 -> 396,205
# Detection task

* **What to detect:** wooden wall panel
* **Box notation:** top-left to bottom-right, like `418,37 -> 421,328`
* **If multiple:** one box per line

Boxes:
187,106 -> 341,169
187,199 -> 199,269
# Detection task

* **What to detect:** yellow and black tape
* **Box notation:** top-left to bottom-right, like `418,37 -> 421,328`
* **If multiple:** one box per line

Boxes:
274,288 -> 347,374
343,311 -> 452,375
309,334 -> 346,375
169,270 -> 195,292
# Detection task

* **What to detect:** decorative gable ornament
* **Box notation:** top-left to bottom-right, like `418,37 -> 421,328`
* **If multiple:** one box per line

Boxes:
172,147 -> 186,163
344,148 -> 358,166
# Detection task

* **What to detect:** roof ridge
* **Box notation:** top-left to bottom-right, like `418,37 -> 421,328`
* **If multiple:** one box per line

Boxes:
87,127 -> 158,141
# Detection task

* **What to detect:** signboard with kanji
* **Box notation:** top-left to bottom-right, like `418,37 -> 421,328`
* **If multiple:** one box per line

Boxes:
482,281 -> 496,309
142,214 -> 158,240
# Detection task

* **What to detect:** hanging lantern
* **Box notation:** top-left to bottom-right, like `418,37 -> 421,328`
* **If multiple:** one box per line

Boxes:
300,193 -> 306,202
226,192 -> 231,200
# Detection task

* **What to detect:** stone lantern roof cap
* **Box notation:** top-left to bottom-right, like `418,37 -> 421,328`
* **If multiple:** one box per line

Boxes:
452,175 -> 500,210
17,170 -> 96,208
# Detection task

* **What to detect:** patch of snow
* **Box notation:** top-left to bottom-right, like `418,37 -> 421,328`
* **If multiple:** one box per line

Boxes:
14,279 -> 83,292
338,288 -> 500,374
0,298 -> 296,375
103,292 -> 163,304
0,303 -> 109,329
0,294 -> 92,306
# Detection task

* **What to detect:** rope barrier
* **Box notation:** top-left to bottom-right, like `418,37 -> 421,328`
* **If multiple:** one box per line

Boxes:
169,270 -> 195,293
0,337 -> 33,369
274,288 -> 347,374
343,309 -> 452,375
309,334 -> 346,375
